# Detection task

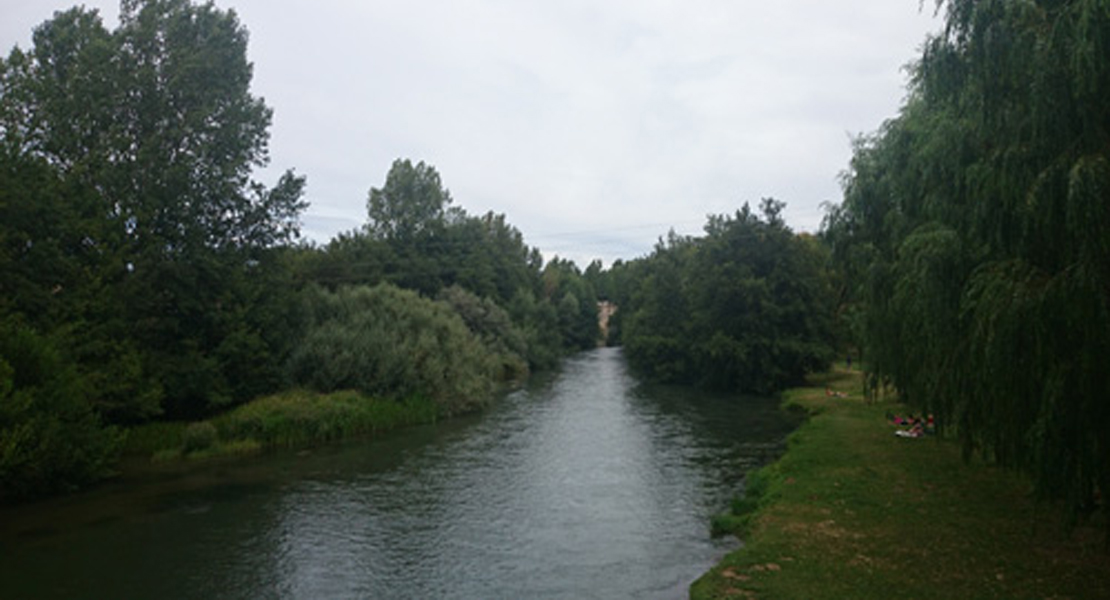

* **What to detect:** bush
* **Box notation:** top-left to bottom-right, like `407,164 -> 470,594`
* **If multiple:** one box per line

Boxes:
437,285 -> 529,381
0,322 -> 121,502
214,389 -> 439,447
181,421 -> 218,454
289,284 -> 498,414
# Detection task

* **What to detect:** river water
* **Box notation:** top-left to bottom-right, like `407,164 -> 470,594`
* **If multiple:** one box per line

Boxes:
0,347 -> 799,599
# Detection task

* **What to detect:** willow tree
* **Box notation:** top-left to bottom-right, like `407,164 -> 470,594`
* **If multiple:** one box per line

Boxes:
828,0 -> 1110,530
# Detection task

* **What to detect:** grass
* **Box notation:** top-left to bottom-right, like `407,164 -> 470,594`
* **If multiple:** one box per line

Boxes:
691,368 -> 1110,600
124,390 -> 441,461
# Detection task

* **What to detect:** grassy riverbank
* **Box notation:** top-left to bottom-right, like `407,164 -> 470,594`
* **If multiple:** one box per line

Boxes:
692,368 -> 1110,599
124,390 -> 441,461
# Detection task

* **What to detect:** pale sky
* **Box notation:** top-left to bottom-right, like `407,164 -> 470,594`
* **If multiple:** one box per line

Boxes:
3,1 -> 942,266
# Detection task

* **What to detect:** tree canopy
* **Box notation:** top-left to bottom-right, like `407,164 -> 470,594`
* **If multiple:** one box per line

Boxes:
0,0 -> 306,497
616,199 -> 837,395
825,0 -> 1110,529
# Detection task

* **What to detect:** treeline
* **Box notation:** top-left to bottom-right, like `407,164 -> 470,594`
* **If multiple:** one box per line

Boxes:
0,1 -> 597,501
601,199 -> 838,395
823,0 -> 1109,527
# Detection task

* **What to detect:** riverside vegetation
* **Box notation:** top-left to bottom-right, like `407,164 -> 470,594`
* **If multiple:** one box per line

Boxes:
0,0 -> 601,500
691,1 -> 1110,595
2,2 -> 1108,597
692,368 -> 1110,599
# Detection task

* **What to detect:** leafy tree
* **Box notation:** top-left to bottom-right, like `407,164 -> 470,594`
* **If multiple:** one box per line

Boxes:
437,285 -> 529,379
0,0 -> 307,420
298,158 -> 593,369
621,201 -> 836,394
828,0 -> 1110,530
0,320 -> 122,502
541,258 -> 600,351
366,159 -> 452,243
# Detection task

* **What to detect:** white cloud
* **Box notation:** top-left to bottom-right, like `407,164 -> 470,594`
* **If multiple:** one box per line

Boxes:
2,0 -> 942,266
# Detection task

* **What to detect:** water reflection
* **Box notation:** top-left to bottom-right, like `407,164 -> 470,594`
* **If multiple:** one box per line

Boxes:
0,347 -> 799,599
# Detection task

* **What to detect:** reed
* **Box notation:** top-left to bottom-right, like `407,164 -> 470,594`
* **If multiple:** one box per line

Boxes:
127,390 -> 440,461
214,389 -> 440,448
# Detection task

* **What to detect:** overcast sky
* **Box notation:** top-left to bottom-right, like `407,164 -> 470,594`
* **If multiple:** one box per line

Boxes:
4,1 -> 942,266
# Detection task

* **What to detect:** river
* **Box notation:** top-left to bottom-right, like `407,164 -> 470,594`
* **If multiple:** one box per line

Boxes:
0,347 -> 800,599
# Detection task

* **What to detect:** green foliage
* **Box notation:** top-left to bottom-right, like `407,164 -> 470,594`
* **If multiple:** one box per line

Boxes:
542,258 -> 601,351
293,159 -> 595,369
0,321 -> 121,502
0,0 -> 307,422
122,421 -> 185,456
181,421 -> 218,454
366,159 -> 452,243
711,467 -> 777,537
437,285 -> 529,380
826,0 -> 1110,528
214,389 -> 439,448
129,390 -> 440,460
619,201 -> 837,394
289,284 -> 499,415
506,288 -> 563,370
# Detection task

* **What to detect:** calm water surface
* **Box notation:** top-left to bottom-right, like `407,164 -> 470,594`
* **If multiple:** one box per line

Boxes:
0,347 -> 799,599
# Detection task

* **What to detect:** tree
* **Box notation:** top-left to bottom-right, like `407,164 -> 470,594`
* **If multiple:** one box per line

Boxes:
0,320 -> 122,501
366,159 -> 452,242
0,0 -> 307,420
620,203 -> 836,394
828,0 -> 1110,531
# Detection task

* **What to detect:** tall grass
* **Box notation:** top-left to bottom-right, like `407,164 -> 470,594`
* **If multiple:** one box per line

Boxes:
122,421 -> 186,457
213,389 -> 439,448
125,389 -> 441,460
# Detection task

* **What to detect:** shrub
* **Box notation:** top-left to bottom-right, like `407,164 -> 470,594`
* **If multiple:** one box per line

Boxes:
181,421 -> 219,454
289,284 -> 498,414
0,322 -> 121,502
214,389 -> 439,447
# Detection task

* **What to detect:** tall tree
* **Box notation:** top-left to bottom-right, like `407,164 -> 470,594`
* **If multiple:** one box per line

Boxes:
0,0 -> 307,420
366,159 -> 452,243
829,0 -> 1110,530
621,201 -> 836,394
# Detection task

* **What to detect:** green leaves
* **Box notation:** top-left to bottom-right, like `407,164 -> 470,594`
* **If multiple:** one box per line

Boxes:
830,0 -> 1110,529
0,0 -> 307,427
0,320 -> 122,502
366,159 -> 452,243
620,201 -> 837,394
289,284 -> 499,415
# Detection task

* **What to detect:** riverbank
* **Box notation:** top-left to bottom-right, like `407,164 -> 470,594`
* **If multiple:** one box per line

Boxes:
124,390 -> 442,461
692,368 -> 1110,599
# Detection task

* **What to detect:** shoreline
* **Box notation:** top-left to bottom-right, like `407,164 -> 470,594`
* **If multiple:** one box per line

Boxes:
691,368 -> 1110,599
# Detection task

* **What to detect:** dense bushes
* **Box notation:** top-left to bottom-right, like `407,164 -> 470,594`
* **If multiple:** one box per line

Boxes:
0,322 -> 121,502
615,200 -> 837,395
289,284 -> 501,415
437,285 -> 530,379
0,2 -> 599,501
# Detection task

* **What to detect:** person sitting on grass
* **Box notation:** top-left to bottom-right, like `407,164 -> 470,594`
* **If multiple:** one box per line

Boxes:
895,419 -> 925,438
888,413 -> 915,426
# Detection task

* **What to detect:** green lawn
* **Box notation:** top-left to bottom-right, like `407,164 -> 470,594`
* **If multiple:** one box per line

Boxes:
692,369 -> 1110,600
